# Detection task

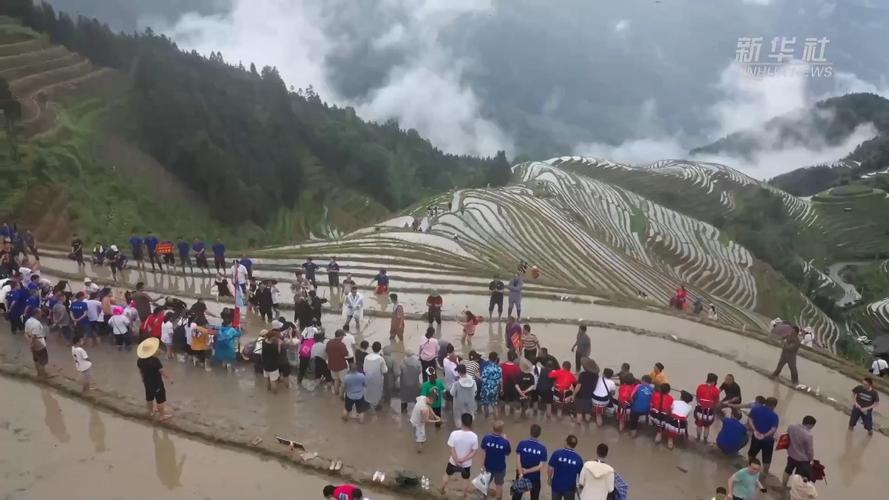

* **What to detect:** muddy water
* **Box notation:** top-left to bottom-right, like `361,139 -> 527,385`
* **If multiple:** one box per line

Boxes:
0,377 -> 398,500
2,310 -> 885,499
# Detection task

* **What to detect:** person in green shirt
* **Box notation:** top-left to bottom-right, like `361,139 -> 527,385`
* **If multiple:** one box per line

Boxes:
727,458 -> 765,499
421,368 -> 446,428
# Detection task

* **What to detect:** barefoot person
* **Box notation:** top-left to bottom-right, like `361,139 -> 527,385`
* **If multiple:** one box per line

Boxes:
342,363 -> 368,423
137,337 -> 172,420
390,293 -> 405,342
71,334 -> 93,391
342,288 -> 365,332
410,390 -> 441,453
441,413 -> 479,497
24,309 -> 49,378
695,373 -> 721,442
480,420 -> 512,499
849,376 -> 879,436
488,275 -> 505,320
514,424 -> 548,500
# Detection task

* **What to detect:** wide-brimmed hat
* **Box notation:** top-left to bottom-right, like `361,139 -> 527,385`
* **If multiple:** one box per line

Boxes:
137,337 -> 160,359
84,278 -> 93,284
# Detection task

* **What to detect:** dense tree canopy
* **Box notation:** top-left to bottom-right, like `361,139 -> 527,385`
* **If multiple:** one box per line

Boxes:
3,1 -> 512,227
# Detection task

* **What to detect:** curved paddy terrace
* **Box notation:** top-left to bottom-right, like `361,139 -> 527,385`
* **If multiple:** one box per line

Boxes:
8,253 -> 886,499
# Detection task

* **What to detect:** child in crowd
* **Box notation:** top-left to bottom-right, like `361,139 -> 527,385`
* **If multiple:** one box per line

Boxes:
71,334 -> 93,391
665,390 -> 694,449
651,383 -> 674,444
617,372 -> 637,432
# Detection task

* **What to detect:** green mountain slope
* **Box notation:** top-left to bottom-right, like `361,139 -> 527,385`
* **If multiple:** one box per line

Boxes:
0,2 -> 511,244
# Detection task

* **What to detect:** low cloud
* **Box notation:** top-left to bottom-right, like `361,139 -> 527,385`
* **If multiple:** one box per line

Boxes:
573,61 -> 885,177
613,19 -> 630,33
156,0 -> 512,157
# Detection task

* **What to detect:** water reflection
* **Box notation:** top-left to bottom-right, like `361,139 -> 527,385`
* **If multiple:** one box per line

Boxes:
89,408 -> 106,453
153,428 -> 186,489
41,389 -> 70,443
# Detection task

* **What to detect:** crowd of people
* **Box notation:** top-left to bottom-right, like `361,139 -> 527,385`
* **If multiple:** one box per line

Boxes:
1,226 -> 884,500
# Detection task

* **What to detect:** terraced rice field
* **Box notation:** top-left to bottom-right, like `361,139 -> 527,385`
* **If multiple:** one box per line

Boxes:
867,298 -> 889,330
0,26 -> 115,136
264,159 -> 844,350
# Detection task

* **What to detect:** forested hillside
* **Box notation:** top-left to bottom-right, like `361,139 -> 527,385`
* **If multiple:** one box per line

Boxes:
1,0 -> 510,233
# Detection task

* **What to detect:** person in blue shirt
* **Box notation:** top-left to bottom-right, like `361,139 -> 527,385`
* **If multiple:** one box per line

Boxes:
302,258 -> 319,287
480,420 -> 512,498
144,231 -> 162,271
129,233 -> 144,269
24,293 -> 40,318
69,292 -> 93,340
212,239 -> 226,272
747,397 -> 779,477
192,238 -> 210,274
717,413 -> 749,455
327,257 -> 340,291
370,268 -> 390,295
547,434 -> 583,500
514,424 -> 547,500
629,374 -> 655,437
6,281 -> 30,333
176,237 -> 193,274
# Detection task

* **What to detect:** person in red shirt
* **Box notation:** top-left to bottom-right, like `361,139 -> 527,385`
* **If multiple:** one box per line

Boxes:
548,361 -> 577,419
426,291 -> 443,331
617,373 -> 637,432
650,383 -> 674,444
500,350 -> 521,414
323,484 -> 364,499
140,306 -> 165,342
694,372 -> 722,442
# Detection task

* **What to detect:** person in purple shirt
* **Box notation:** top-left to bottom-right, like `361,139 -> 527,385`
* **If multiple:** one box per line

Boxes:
144,231 -> 162,271
129,233 -> 144,269
212,239 -> 226,272
547,434 -> 583,500
176,237 -> 193,274
192,238 -> 210,274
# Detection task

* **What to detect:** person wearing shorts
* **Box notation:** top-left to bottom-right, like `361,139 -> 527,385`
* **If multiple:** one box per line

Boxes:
747,397 -> 779,477
410,391 -> 440,452
342,364 -> 368,423
137,338 -> 171,420
480,420 -> 511,498
441,413 -> 479,497
262,330 -> 282,393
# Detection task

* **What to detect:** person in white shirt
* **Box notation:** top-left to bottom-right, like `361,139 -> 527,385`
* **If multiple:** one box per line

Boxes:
342,288 -> 365,333
592,368 -> 617,427
342,328 -> 357,362
84,277 -> 99,295
108,309 -> 133,352
441,413 -> 479,497
86,298 -> 103,345
801,327 -> 815,348
24,309 -> 49,377
410,391 -> 441,453
870,356 -> 888,377
578,443 -> 615,500
161,313 -> 175,359
442,348 -> 459,391
71,334 -> 93,391
665,391 -> 694,449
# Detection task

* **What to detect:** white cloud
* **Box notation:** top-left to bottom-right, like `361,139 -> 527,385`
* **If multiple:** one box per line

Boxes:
572,60 -> 885,176
613,19 -> 630,33
739,0 -> 773,5
156,0 -> 512,157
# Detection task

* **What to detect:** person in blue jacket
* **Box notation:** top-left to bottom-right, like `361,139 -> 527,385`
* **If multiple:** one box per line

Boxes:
629,375 -> 655,438
214,315 -> 242,373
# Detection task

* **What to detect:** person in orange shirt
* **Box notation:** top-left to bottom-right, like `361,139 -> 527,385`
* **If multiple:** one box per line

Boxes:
649,362 -> 668,388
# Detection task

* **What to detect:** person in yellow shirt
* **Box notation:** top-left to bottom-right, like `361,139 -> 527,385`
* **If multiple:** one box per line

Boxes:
649,362 -> 668,389
190,317 -> 214,371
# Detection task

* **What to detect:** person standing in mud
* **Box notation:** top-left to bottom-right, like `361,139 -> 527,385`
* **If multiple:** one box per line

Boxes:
129,232 -> 144,270
326,256 -> 340,293
747,397 -> 779,479
426,291 -> 443,331
22,229 -> 38,262
390,293 -> 405,342
137,337 -> 172,420
441,412 -> 480,497
24,308 -> 49,377
570,324 -> 591,371
302,257 -> 319,288
308,289 -> 327,324
508,273 -> 524,320
849,376 -> 879,436
694,373 -> 721,442
144,231 -> 162,271
488,275 -> 505,320
772,327 -> 801,385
